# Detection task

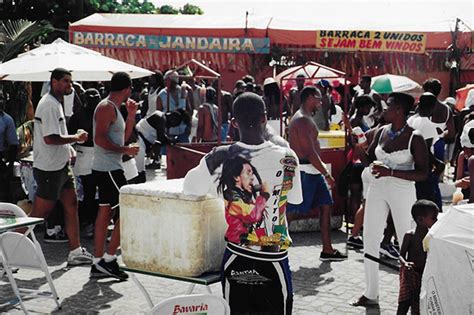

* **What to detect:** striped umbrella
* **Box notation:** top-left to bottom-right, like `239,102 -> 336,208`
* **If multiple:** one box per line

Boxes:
371,74 -> 421,94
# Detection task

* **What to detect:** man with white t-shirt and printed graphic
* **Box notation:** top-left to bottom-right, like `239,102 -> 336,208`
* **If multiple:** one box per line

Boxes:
184,92 -> 302,314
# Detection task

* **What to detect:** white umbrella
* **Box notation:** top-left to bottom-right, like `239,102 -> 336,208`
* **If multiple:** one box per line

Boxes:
0,38 -> 153,81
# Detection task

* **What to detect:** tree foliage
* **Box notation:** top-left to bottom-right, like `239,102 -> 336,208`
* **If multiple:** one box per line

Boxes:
0,19 -> 53,62
180,3 -> 204,15
88,0 -> 157,14
157,4 -> 179,15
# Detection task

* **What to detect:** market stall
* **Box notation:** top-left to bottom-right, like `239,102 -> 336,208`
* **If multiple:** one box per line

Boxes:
69,12 -> 473,97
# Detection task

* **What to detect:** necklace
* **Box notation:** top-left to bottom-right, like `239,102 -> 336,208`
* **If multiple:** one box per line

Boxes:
387,124 -> 407,140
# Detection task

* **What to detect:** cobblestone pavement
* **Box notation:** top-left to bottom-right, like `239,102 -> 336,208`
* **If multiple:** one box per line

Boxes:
0,167 -> 400,314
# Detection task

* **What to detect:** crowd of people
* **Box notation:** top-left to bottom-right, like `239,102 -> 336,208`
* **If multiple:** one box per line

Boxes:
0,65 -> 473,314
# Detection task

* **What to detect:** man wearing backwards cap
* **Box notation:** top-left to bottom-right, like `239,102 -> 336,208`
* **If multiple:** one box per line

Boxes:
91,72 -> 139,280
156,70 -> 190,143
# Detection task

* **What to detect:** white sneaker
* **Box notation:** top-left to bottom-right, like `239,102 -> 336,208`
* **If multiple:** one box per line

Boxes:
67,247 -> 94,266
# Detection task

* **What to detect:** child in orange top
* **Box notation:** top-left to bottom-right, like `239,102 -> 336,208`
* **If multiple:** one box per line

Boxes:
397,200 -> 439,315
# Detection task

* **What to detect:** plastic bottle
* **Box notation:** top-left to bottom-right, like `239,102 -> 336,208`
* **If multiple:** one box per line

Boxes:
352,126 -> 367,144
452,187 -> 464,205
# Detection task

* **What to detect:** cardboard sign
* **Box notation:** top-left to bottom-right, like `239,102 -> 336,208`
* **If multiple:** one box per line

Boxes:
316,30 -> 427,54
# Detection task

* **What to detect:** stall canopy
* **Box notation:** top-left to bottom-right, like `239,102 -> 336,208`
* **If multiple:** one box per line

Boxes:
69,12 -> 472,91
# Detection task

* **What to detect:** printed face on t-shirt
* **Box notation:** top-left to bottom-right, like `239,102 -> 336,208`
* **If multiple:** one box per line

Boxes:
235,163 -> 254,193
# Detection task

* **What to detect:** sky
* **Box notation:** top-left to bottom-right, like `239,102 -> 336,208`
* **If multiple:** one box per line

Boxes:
149,0 -> 473,32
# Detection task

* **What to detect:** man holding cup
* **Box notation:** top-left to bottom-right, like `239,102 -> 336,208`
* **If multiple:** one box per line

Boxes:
31,68 -> 94,265
91,72 -> 139,280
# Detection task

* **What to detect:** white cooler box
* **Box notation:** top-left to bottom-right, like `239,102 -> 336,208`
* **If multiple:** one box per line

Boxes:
120,178 -> 226,277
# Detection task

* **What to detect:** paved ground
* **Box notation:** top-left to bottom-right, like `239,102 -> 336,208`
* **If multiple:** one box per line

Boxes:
0,167 -> 401,314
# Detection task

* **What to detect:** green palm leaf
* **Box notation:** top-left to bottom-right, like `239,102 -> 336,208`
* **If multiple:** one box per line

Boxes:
0,19 -> 53,62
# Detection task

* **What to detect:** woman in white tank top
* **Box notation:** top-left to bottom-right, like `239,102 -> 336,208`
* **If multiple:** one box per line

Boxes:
351,93 -> 430,307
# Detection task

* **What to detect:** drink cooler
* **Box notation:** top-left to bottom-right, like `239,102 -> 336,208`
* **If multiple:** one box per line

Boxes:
120,179 -> 226,277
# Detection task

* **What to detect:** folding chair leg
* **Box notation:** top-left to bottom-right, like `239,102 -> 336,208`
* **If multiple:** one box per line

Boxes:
2,261 -> 28,314
130,273 -> 154,309
33,238 -> 61,309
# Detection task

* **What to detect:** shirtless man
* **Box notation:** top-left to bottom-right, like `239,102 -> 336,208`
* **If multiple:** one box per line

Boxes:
288,74 -> 306,115
196,87 -> 219,142
287,86 -> 347,261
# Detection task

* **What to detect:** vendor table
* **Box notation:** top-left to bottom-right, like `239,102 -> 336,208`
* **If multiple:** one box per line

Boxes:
119,265 -> 220,309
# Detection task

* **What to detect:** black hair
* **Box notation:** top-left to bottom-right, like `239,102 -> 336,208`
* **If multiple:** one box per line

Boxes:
233,92 -> 266,128
50,68 -> 71,82
354,95 -> 376,109
217,155 -> 250,195
110,72 -> 132,92
388,92 -> 415,116
84,88 -> 101,109
165,109 -> 185,128
469,128 -> 474,145
418,92 -> 437,111
234,80 -> 246,88
245,82 -> 255,92
152,70 -> 164,87
300,86 -> 320,104
206,86 -> 217,103
360,75 -> 372,83
411,199 -> 439,221
422,78 -> 442,96
242,74 -> 255,84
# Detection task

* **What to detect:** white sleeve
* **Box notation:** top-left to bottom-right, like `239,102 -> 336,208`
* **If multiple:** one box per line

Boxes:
183,157 -> 214,196
41,104 -> 63,137
286,151 -> 303,205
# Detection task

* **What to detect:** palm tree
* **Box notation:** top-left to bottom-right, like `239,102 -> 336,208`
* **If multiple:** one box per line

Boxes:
0,19 -> 53,156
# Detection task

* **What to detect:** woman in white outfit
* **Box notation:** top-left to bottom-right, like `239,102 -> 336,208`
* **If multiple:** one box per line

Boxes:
351,92 -> 429,307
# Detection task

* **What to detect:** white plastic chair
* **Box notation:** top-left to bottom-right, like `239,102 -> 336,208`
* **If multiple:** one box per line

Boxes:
0,202 -> 60,314
150,294 -> 230,315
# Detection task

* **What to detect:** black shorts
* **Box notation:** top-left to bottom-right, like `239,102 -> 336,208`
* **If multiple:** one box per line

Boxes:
222,242 -> 293,315
349,162 -> 364,186
92,169 -> 127,209
33,164 -> 75,201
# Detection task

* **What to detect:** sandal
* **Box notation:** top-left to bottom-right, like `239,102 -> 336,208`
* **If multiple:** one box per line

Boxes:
350,295 -> 379,307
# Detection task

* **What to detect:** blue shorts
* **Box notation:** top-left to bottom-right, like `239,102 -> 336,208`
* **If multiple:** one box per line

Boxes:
287,172 -> 333,214
433,138 -> 445,161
